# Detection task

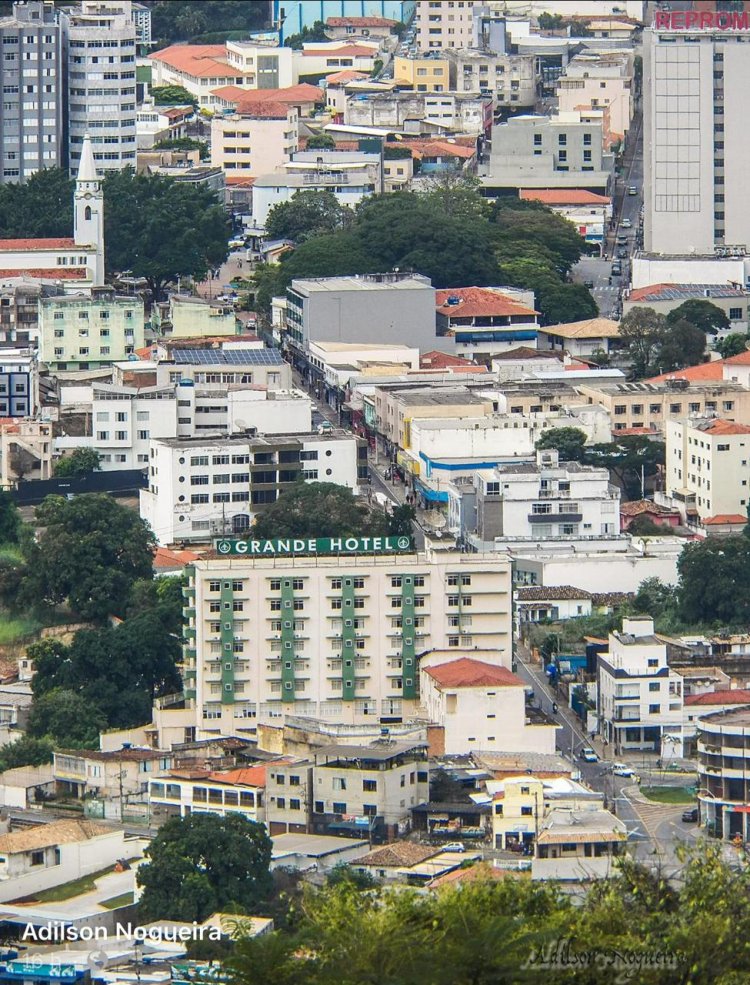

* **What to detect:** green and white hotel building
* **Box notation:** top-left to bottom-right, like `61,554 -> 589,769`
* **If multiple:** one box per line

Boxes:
180,537 -> 513,735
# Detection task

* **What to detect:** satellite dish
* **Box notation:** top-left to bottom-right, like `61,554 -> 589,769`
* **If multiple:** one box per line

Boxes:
422,509 -> 447,530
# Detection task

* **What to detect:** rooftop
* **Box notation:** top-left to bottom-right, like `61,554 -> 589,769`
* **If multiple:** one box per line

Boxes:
724,350 -> 750,367
315,741 -> 426,763
325,69 -> 370,84
423,658 -> 525,689
628,283 -> 746,303
516,585 -> 593,601
698,707 -> 750,728
702,514 -> 747,525
686,689 -> 750,707
620,499 -> 679,517
56,747 -> 168,762
693,419 -> 750,437
540,318 -> 620,340
171,349 -> 284,366
436,287 -> 538,318
357,842 -> 438,868
150,44 -> 237,78
492,346 -> 560,362
212,83 -> 323,110
272,832 -> 368,858
302,43 -> 377,57
389,139 -> 476,161
519,188 -> 611,206
327,16 -> 397,27
0,238 -> 76,251
647,362 -> 726,384
388,389 -> 489,407
290,274 -> 430,294
536,808 -> 627,845
0,820 -> 113,854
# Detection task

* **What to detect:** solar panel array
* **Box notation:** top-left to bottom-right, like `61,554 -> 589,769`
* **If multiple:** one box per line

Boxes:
172,349 -> 284,366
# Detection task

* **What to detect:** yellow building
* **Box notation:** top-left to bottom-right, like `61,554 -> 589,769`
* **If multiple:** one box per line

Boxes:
394,55 -> 450,93
492,776 -> 603,850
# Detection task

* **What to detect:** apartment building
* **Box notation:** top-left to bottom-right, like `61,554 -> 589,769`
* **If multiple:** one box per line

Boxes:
536,317 -> 622,360
644,10 -> 750,255
131,2 -> 150,44
0,349 -> 36,418
0,420 -> 52,486
415,0 -> 479,51
374,386 -> 494,448
0,281 -> 49,349
0,1 -> 62,183
210,102 -> 298,179
557,52 -> 633,141
60,0 -> 137,174
393,55 -> 450,92
149,41 -> 295,108
435,286 -> 539,360
266,743 -> 429,841
156,295 -> 239,339
445,48 -> 537,111
149,764 -> 268,824
181,541 -> 513,733
597,616 -> 684,757
156,347 -> 291,391
519,189 -> 612,253
697,707 -> 750,841
665,417 -> 750,522
483,113 -> 613,195
38,289 -> 144,370
468,448 -> 620,543
491,776 -> 603,851
325,17 -> 398,42
53,747 -> 173,800
140,431 -> 367,545
284,274 -> 437,374
345,90 -> 492,135
576,380 -> 750,434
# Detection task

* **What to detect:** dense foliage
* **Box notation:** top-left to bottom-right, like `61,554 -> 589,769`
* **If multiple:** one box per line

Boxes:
227,847 -> 750,984
149,1 -> 268,45
53,448 -> 101,478
620,300 -> 732,377
253,483 -> 388,540
137,813 -> 273,922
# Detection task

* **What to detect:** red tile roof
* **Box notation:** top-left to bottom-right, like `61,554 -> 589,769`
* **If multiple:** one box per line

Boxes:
207,766 -> 268,787
302,44 -> 376,57
0,238 -> 76,251
150,44 -> 236,78
436,287 -> 538,318
423,658 -> 525,689
520,189 -> 611,206
154,546 -> 200,570
724,350 -> 750,366
325,69 -> 369,84
620,499 -> 678,517
326,16 -> 397,27
0,267 -> 87,280
420,350 -> 479,369
388,139 -> 476,161
647,362 -> 725,383
702,514 -> 748,525
212,83 -> 322,107
233,100 -> 290,119
686,689 -> 750,706
700,420 -> 750,436
226,176 -> 256,187
612,427 -> 660,436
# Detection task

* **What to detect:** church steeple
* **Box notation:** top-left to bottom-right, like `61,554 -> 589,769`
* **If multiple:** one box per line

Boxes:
74,134 -> 105,286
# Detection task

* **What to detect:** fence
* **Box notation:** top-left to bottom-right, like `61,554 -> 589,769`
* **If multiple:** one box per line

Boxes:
11,469 -> 147,506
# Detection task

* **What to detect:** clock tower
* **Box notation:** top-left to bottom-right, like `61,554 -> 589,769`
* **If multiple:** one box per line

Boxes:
74,134 -> 105,286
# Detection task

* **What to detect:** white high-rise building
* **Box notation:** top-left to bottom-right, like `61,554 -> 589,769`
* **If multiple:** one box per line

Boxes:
60,0 -> 137,174
644,9 -> 750,256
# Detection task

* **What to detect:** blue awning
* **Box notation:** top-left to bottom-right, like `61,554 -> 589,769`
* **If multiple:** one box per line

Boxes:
415,480 -> 448,503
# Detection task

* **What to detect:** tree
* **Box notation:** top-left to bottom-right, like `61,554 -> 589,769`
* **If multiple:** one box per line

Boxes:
53,448 -> 101,478
27,689 -> 106,748
419,172 -> 491,222
715,333 -> 748,359
21,494 -> 156,622
627,515 -> 664,537
126,575 -> 185,636
678,536 -> 750,624
655,318 -> 707,373
137,814 -> 273,922
535,427 -> 588,462
103,170 -> 229,299
667,298 -> 730,336
533,283 -> 599,326
586,436 -> 665,500
153,137 -> 209,160
0,167 -> 73,239
0,490 -> 20,544
149,2 -> 268,45
305,133 -> 336,150
265,191 -> 354,244
150,85 -> 197,107
253,482 -> 386,540
492,198 -> 587,276
537,11 -> 564,30
633,577 -> 678,618
283,20 -> 327,49
619,306 -> 667,378
0,735 -> 53,772
387,504 -> 416,537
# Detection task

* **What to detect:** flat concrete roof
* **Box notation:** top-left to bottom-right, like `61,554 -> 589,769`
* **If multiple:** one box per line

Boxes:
271,832 -> 368,858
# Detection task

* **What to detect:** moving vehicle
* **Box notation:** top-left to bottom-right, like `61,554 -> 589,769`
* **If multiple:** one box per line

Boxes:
682,807 -> 699,823
612,763 -> 636,777
617,246 -> 628,258
583,279 -> 595,288
621,218 -> 632,228
441,842 -> 465,853
579,747 -> 599,763
628,185 -> 638,195
611,260 -> 622,275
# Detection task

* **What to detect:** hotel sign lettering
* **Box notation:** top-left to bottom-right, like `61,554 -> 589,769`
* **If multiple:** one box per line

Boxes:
655,10 -> 750,30
215,536 -> 414,557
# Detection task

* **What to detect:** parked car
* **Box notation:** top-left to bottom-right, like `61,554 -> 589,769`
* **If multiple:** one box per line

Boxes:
611,261 -> 622,275
583,279 -> 595,288
628,185 -> 638,195
682,807 -> 699,823
612,763 -> 636,777
621,218 -> 632,228
579,747 -> 599,763
617,247 -> 629,258
441,842 -> 465,853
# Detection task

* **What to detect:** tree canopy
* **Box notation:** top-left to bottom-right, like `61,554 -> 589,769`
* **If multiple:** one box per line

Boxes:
253,483 -> 387,540
265,191 -> 354,244
103,170 -> 229,299
0,168 -> 74,239
149,2 -> 268,45
586,435 -> 665,500
666,298 -> 730,336
137,814 -> 273,922
0,491 -> 20,544
677,535 -> 750,625
150,85 -> 197,107
535,427 -> 588,462
715,333 -> 748,359
20,494 -> 156,621
53,448 -> 101,478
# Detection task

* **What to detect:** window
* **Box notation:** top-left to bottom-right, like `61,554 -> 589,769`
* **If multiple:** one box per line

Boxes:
332,802 -> 346,814
649,682 -> 660,692
730,307 -> 743,320
648,704 -> 660,714
647,658 -> 658,668
30,850 -> 45,866
332,777 -> 346,791
363,779 -> 377,792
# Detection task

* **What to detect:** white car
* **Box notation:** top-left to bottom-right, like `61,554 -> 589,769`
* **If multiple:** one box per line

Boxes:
620,218 -> 632,228
612,763 -> 636,777
441,842 -> 465,853
579,747 -> 599,763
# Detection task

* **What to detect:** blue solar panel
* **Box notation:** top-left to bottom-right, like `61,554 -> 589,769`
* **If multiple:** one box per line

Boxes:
172,348 -> 285,365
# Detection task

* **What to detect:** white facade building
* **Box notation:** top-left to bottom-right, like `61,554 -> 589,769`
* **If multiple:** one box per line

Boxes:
420,656 -> 558,755
598,617 -> 684,757
180,543 -> 513,733
644,10 -> 750,256
558,52 -> 634,140
140,431 -> 365,545
665,416 -> 750,522
60,0 -> 137,174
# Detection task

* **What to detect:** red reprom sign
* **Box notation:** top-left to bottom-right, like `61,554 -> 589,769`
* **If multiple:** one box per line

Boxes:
654,10 -> 750,30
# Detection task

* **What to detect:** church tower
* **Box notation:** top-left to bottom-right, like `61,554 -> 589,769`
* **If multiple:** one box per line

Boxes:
74,134 -> 105,286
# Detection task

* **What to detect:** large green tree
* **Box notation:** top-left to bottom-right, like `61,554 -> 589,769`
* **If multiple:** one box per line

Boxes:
150,85 -> 197,107
253,482 -> 387,540
0,167 -> 73,239
27,689 -> 106,749
535,427 -> 588,462
103,170 -> 229,299
21,494 -> 156,621
265,191 -> 354,244
53,448 -> 101,478
619,306 -> 667,378
678,535 -> 750,625
715,333 -> 748,359
137,814 -> 273,922
655,317 -> 707,373
0,491 -> 20,544
666,298 -> 730,336
149,2 -> 269,44
586,436 -> 665,500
